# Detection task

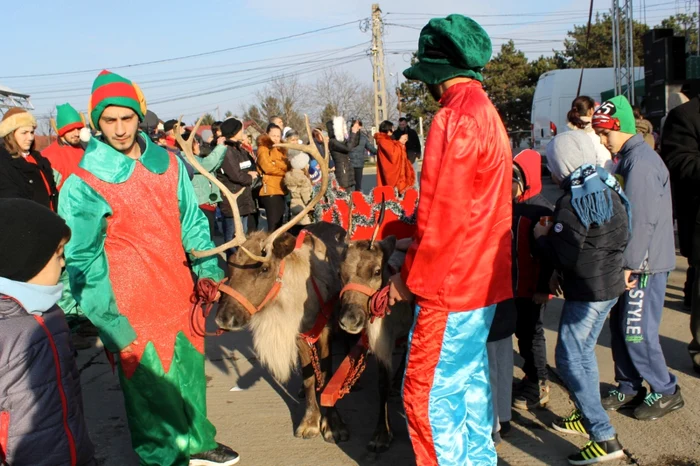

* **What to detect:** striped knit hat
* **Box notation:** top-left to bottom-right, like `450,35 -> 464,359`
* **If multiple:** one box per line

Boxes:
55,103 -> 85,137
88,70 -> 146,128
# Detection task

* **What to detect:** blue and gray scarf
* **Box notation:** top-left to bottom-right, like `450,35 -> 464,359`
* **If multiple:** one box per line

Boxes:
565,164 -> 632,230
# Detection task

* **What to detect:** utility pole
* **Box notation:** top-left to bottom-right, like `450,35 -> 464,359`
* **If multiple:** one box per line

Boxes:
371,4 -> 388,128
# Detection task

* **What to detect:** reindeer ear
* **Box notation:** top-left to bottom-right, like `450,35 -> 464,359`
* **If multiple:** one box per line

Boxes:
378,235 -> 397,258
272,233 -> 297,259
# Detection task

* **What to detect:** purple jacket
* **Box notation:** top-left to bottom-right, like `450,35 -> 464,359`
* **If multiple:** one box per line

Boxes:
0,296 -> 94,465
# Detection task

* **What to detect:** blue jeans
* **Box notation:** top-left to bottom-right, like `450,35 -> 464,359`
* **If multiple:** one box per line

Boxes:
555,298 -> 618,442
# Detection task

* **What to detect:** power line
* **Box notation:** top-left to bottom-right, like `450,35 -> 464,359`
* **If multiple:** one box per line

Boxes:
0,19 -> 364,80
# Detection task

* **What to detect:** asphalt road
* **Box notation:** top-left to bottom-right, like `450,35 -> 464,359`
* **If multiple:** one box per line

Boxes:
76,170 -> 700,466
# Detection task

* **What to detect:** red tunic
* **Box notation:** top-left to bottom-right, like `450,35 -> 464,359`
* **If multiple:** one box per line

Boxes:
374,132 -> 416,194
76,153 -> 199,378
42,140 -> 84,190
401,80 -> 513,312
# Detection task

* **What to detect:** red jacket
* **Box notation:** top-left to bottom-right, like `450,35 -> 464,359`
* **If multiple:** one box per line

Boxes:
375,132 -> 416,193
41,140 -> 84,190
401,80 -> 513,311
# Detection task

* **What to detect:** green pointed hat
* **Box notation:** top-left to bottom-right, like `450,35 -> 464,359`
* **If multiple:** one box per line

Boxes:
592,95 -> 636,135
54,103 -> 85,137
403,14 -> 492,84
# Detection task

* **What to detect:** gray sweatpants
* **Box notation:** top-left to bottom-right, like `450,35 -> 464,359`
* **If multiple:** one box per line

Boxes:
487,336 -> 513,433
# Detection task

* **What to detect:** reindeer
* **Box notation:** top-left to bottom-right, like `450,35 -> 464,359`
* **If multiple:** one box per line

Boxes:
176,116 -> 350,443
338,209 -> 415,453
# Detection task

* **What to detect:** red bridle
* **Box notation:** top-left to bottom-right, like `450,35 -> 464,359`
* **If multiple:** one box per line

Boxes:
339,282 -> 391,323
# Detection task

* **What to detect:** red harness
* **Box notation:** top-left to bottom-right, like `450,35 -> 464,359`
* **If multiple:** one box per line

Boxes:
339,282 -> 392,323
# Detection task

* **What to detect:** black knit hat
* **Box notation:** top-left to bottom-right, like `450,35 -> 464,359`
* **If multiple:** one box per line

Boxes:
220,118 -> 243,138
0,199 -> 71,282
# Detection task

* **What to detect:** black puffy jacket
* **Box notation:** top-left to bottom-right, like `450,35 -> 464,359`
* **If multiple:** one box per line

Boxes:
0,144 -> 58,211
217,142 -> 257,217
325,120 -> 359,189
536,190 -> 629,302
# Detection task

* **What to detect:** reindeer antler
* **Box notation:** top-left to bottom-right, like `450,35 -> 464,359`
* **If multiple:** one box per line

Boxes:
237,114 -> 330,263
369,193 -> 386,249
174,115 -> 248,258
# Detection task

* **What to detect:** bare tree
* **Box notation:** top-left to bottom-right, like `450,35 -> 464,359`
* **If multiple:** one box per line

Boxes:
253,75 -> 308,131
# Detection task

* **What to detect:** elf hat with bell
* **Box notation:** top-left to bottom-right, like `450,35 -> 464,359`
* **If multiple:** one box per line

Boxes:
88,70 -> 147,129
52,103 -> 86,137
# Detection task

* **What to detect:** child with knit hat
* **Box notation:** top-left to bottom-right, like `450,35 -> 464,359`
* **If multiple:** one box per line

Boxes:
592,96 -> 684,421
0,198 -> 95,466
58,70 -> 239,466
42,103 -> 88,190
535,131 -> 630,464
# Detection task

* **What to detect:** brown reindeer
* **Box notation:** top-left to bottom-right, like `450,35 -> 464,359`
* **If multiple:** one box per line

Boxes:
176,116 -> 350,443
339,228 -> 414,452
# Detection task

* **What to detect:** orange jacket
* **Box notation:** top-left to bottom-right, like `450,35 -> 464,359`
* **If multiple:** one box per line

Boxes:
401,80 -> 513,311
256,134 -> 289,196
374,132 -> 416,193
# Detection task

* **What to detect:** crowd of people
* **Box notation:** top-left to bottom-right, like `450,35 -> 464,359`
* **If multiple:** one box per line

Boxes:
0,11 -> 698,466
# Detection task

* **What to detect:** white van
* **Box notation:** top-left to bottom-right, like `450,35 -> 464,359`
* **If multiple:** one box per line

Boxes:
531,67 -> 644,162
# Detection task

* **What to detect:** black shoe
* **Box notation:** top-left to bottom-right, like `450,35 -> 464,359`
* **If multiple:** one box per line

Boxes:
567,436 -> 625,465
600,387 -> 646,411
500,420 -> 512,437
190,443 -> 240,466
633,386 -> 684,421
552,409 -> 589,438
513,380 -> 550,410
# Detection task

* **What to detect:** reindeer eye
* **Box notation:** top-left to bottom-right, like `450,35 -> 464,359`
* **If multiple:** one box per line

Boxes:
374,269 -> 382,277
261,266 -> 270,274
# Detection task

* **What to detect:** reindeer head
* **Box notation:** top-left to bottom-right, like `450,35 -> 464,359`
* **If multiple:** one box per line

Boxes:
175,114 -> 331,330
215,232 -> 298,330
338,236 -> 397,334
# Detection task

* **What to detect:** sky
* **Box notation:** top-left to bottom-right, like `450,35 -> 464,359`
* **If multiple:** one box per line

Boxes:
1,0 -> 688,127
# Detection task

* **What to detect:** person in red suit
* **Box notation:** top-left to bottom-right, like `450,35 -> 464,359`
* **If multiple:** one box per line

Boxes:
42,103 -> 87,190
388,15 -> 513,466
374,120 -> 416,194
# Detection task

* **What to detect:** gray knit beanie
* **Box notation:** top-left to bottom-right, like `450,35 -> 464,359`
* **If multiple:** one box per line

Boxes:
545,131 -> 597,181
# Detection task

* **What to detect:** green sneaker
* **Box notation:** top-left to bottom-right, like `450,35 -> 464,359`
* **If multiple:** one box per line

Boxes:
552,409 -> 589,437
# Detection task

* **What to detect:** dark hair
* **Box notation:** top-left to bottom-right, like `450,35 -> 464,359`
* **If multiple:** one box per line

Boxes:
266,123 -> 282,134
632,106 -> 643,120
284,129 -> 299,140
350,119 -> 363,128
211,121 -> 222,136
398,117 -> 407,123
379,120 -> 394,134
2,131 -> 35,157
176,131 -> 200,151
567,96 -> 596,129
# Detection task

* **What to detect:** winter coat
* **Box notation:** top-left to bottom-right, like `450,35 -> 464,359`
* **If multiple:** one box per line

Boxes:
284,169 -> 313,225
0,298 -> 95,465
537,185 -> 629,302
635,118 -> 656,148
488,299 -> 517,342
326,119 -> 360,189
567,119 -> 613,172
349,132 -> 377,169
256,134 -> 289,196
660,96 -> 700,263
192,144 -> 226,208
512,149 -> 555,299
392,126 -> 422,163
0,144 -> 58,211
217,142 -> 258,217
374,132 -> 416,194
616,134 -> 676,274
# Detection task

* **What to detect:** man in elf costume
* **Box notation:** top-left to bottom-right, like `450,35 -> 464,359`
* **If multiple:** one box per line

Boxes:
59,70 -> 239,466
388,15 -> 513,466
42,103 -> 87,190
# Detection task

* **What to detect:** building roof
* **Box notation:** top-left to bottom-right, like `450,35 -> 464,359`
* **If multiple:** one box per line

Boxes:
0,84 -> 29,98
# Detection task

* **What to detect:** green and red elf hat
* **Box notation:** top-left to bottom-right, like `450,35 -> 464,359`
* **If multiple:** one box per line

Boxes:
88,70 -> 147,129
52,103 -> 85,137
